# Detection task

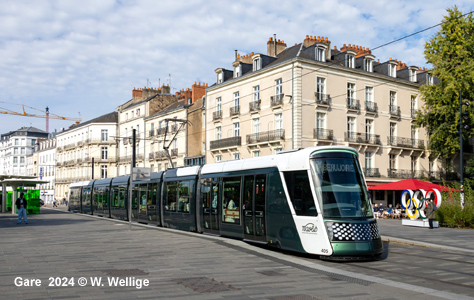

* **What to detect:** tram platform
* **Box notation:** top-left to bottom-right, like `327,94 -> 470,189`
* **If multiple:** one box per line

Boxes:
1,208 -> 473,300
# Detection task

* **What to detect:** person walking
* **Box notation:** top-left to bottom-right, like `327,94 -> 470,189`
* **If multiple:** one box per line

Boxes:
16,192 -> 28,224
425,199 -> 436,229
53,198 -> 58,207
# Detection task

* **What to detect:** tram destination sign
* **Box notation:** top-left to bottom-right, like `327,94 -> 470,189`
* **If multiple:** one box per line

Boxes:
132,167 -> 151,181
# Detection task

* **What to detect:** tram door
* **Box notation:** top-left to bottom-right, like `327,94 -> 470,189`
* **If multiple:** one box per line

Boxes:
201,178 -> 220,235
137,184 -> 148,223
243,174 -> 266,242
147,182 -> 159,225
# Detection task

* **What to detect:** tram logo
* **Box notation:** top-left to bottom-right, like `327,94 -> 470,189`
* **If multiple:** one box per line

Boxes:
400,189 -> 442,220
302,223 -> 318,234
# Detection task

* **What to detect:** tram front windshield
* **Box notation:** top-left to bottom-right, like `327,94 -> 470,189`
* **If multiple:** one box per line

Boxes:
311,156 -> 373,219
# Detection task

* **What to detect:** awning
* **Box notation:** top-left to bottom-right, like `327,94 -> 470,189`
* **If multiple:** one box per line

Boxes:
368,178 -> 457,191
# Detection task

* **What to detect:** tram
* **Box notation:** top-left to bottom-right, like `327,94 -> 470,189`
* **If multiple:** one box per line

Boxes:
68,146 -> 383,259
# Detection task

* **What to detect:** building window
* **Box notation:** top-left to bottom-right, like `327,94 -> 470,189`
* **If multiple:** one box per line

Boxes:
21,148 -> 25,154
234,153 -> 240,160
347,83 -> 356,102
20,157 -> 25,164
317,112 -> 326,131
390,91 -> 397,106
101,129 -> 108,142
253,57 -> 261,71
316,77 -> 325,100
101,166 -> 108,179
136,108 -> 140,116
427,74 -> 434,85
275,78 -> 283,97
216,97 -> 222,113
365,119 -> 373,136
217,72 -> 223,84
364,58 -> 373,72
253,118 -> 260,134
101,147 -> 108,160
345,54 -> 355,68
316,46 -> 326,62
14,148 -> 18,154
389,154 -> 396,170
365,152 -> 373,169
253,151 -> 260,157
347,117 -> 356,134
365,87 -> 373,103
253,85 -> 260,101
216,126 -> 222,140
389,64 -> 397,77
234,64 -> 241,78
409,69 -> 417,82
13,157 -> 18,163
234,122 -> 240,137
275,113 -> 283,132
390,122 -> 396,140
126,113 -> 128,120
216,155 -> 222,162
234,92 -> 239,108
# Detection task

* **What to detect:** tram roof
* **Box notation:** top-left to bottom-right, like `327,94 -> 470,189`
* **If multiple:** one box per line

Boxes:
201,146 -> 357,175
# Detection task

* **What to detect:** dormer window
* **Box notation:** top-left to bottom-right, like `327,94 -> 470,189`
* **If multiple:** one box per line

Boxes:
217,72 -> 223,84
427,74 -> 433,85
345,54 -> 355,68
409,68 -> 417,82
316,46 -> 326,62
389,64 -> 397,77
364,58 -> 373,72
252,57 -> 261,71
234,64 -> 241,78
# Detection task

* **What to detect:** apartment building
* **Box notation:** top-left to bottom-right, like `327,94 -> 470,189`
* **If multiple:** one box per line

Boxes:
55,112 -> 118,199
26,137 -> 57,204
144,82 -> 207,171
0,127 -> 49,176
205,35 -> 443,185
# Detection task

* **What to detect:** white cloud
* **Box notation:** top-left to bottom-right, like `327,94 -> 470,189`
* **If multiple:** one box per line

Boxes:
0,0 -> 472,134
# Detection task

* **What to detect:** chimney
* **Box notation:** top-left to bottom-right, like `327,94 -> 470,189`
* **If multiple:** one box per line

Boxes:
267,36 -> 287,57
161,84 -> 171,94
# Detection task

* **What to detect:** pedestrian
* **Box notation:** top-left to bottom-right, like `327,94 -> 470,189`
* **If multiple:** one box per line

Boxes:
16,192 -> 28,224
53,198 -> 58,207
425,199 -> 437,229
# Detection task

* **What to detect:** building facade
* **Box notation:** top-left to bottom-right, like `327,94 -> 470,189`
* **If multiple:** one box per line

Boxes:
0,127 -> 49,176
29,137 -> 57,204
205,35 -> 444,191
55,112 -> 118,199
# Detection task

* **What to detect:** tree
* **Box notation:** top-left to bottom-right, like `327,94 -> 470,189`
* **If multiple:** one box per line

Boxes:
416,7 -> 474,158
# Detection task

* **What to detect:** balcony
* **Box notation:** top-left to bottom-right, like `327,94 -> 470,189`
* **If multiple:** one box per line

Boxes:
246,129 -> 285,144
313,128 -> 333,141
364,168 -> 380,177
345,132 -> 381,145
210,136 -> 241,150
365,101 -> 378,114
230,105 -> 240,116
346,98 -> 360,112
77,141 -> 83,147
389,105 -> 401,118
118,155 -> 132,163
213,110 -> 222,121
315,93 -> 331,108
249,101 -> 261,113
149,152 -> 154,160
387,136 -> 425,149
64,143 -> 76,150
388,169 -> 425,179
155,150 -> 168,160
271,94 -> 284,107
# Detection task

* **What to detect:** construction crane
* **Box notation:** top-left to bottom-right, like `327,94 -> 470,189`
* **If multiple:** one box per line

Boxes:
0,101 -> 82,132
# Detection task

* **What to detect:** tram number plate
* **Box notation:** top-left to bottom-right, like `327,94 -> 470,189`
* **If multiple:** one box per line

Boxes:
321,249 -> 329,254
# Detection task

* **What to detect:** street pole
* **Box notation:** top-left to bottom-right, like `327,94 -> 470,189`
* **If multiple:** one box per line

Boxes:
129,129 -> 136,230
460,90 -> 465,210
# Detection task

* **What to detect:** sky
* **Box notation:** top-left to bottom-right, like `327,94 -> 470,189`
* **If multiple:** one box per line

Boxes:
0,0 -> 472,135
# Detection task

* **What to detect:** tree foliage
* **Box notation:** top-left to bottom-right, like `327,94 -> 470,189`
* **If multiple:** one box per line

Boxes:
416,7 -> 474,158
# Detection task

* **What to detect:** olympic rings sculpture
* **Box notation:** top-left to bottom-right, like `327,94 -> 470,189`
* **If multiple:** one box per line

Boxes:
400,189 -> 442,220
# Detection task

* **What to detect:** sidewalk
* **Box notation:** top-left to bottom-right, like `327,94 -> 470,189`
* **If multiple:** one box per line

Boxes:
376,218 -> 474,253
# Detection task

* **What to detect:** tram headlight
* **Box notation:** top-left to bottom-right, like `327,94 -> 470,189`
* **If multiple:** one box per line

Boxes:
325,222 -> 334,240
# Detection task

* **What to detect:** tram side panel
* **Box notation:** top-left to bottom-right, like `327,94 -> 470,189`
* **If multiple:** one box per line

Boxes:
162,177 -> 197,232
110,181 -> 129,220
68,187 -> 82,213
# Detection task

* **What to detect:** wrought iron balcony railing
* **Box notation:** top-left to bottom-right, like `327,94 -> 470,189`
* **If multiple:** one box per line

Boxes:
271,94 -> 284,107
249,101 -> 261,112
315,93 -> 331,106
389,105 -> 401,117
365,101 -> 378,113
210,136 -> 241,150
213,110 -> 222,120
246,129 -> 284,144
364,168 -> 380,177
346,98 -> 360,111
345,132 -> 381,145
387,136 -> 425,149
313,128 -> 333,140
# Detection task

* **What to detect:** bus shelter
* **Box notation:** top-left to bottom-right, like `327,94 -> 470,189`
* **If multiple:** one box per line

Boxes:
0,176 -> 49,214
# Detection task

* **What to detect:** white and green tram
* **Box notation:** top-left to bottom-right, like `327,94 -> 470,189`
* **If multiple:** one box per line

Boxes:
69,146 -> 383,259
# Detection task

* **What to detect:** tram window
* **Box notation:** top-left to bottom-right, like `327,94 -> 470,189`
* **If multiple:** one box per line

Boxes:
222,177 -> 241,224
164,182 -> 178,212
177,181 -> 192,213
284,171 -> 317,216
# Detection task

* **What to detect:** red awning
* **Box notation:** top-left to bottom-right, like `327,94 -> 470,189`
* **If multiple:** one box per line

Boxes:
368,179 -> 457,191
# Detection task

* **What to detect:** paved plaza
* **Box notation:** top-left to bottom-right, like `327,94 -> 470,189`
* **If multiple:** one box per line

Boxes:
1,207 -> 473,300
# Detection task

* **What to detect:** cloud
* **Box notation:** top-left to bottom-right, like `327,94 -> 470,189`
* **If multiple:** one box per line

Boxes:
0,0 -> 472,134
